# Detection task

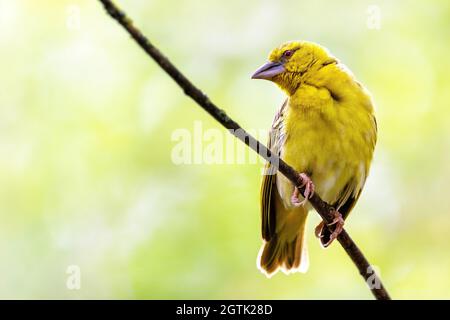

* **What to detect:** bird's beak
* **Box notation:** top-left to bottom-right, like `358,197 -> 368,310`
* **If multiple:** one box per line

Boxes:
251,61 -> 285,80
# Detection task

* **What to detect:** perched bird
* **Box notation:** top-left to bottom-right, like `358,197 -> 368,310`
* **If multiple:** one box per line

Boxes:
252,41 -> 377,277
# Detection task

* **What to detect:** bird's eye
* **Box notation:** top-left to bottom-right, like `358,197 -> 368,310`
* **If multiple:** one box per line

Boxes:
283,50 -> 294,58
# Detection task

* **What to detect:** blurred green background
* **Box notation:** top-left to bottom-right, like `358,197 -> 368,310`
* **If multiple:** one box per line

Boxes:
0,0 -> 449,299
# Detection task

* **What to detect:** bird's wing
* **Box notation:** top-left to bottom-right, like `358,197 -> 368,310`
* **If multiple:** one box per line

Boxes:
332,180 -> 362,219
333,113 -> 377,219
319,113 -> 377,246
260,99 -> 288,241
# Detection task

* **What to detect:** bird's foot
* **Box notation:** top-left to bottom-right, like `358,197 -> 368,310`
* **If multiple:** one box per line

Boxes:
322,209 -> 345,247
291,173 -> 315,207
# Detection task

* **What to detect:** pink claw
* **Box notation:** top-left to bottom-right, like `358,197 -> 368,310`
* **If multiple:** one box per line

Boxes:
322,210 -> 345,247
290,173 -> 315,207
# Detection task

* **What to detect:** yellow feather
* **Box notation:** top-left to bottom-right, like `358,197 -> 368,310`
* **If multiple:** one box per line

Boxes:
256,41 -> 377,276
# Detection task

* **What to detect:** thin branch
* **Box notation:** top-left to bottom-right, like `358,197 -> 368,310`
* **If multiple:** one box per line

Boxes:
98,0 -> 391,300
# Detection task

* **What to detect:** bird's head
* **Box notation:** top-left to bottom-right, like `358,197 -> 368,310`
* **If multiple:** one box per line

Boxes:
252,41 -> 337,95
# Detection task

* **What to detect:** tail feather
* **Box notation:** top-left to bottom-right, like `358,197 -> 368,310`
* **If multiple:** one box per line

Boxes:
257,209 -> 309,277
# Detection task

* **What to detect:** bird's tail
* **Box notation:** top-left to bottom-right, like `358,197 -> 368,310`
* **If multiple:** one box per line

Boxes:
257,206 -> 309,277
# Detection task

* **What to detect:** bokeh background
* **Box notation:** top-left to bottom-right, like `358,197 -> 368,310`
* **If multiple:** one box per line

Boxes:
0,0 -> 449,299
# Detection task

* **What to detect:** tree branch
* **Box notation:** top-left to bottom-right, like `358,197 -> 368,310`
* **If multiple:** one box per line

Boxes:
98,0 -> 391,300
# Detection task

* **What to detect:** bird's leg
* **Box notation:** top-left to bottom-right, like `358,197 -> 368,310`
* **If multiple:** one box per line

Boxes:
322,209 -> 345,247
291,173 -> 315,207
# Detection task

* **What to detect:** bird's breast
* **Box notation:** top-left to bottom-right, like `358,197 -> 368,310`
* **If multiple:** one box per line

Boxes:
276,94 -> 375,208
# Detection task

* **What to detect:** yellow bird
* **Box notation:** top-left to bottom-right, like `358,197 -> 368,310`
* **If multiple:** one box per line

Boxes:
252,41 -> 377,277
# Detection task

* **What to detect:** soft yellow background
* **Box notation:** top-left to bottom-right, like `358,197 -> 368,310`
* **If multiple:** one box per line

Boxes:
0,0 -> 449,299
